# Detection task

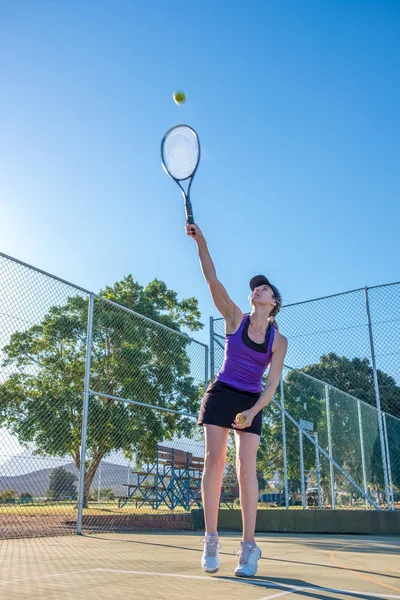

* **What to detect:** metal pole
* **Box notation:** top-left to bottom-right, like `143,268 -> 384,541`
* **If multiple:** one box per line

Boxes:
383,413 -> 394,509
315,432 -> 322,509
205,344 -> 209,391
325,385 -> 336,509
280,377 -> 289,510
357,400 -> 369,509
364,287 -> 391,509
299,430 -> 306,509
209,316 -> 215,381
77,293 -> 95,535
97,460 -> 102,503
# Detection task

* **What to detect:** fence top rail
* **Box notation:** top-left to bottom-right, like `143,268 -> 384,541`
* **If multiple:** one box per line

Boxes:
0,250 -> 208,349
282,364 -> 400,423
211,280 -> 400,322
0,250 -> 92,295
367,280 -> 400,291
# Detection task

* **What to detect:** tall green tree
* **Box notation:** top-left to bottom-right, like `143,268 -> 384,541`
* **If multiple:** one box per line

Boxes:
0,275 -> 204,506
48,467 -> 77,499
302,352 -> 400,418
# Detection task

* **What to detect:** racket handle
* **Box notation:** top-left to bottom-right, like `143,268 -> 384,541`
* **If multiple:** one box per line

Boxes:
185,199 -> 195,233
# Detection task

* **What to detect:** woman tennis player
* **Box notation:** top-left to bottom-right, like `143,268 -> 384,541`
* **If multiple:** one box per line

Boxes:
186,223 -> 287,578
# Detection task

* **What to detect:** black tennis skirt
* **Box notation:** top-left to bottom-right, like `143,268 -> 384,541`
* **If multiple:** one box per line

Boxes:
198,379 -> 263,436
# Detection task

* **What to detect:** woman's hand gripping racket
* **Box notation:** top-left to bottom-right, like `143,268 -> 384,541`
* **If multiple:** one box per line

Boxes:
161,124 -> 200,234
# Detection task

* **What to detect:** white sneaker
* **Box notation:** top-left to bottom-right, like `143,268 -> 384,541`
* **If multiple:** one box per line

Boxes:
200,535 -> 221,573
234,542 -> 262,577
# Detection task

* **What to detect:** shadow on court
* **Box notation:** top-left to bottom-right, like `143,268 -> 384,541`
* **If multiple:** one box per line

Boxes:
0,531 -> 399,600
83,533 -> 400,582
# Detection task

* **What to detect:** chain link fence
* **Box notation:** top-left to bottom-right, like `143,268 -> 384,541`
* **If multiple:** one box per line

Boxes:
275,368 -> 390,510
79,293 -> 207,534
80,396 -> 205,534
0,252 -> 207,539
1,249 -> 399,541
0,253 -> 90,538
211,283 -> 400,510
212,284 -> 400,418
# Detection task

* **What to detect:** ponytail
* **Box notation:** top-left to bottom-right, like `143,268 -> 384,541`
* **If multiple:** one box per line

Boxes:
268,315 -> 279,331
269,291 -> 282,331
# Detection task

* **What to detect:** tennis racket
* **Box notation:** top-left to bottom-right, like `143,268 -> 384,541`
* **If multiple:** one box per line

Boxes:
161,124 -> 200,232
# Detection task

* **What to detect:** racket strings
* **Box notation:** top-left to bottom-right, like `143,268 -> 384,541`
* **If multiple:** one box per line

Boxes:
162,126 -> 199,180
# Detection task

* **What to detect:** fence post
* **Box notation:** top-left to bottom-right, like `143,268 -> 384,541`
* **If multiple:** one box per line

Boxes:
97,460 -> 102,503
383,413 -> 394,510
364,287 -> 391,509
280,377 -> 289,510
325,385 -> 336,509
357,400 -> 369,509
205,344 -> 209,391
77,293 -> 94,535
209,316 -> 215,381
315,432 -> 322,509
299,430 -> 306,509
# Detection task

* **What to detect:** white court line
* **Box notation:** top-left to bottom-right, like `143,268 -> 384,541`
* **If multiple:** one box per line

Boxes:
0,569 -> 98,586
95,568 -> 233,582
2,567 -> 400,599
95,569 -> 400,599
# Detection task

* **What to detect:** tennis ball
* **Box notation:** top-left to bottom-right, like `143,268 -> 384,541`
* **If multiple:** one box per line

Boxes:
173,90 -> 186,105
236,413 -> 246,425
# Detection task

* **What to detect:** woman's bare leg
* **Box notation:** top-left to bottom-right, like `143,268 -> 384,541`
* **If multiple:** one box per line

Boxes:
235,430 -> 261,542
202,425 -> 230,534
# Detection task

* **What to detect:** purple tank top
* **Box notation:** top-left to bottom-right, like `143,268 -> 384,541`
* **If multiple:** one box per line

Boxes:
216,314 -> 275,393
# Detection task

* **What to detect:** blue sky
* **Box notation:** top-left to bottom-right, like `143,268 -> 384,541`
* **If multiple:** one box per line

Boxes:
1,0 -> 399,345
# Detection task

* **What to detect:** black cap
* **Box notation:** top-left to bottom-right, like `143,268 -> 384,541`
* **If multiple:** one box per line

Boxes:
249,275 -> 272,291
249,275 -> 282,313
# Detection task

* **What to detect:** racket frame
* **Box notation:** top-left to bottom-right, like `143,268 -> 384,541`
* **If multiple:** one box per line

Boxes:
161,124 -> 201,225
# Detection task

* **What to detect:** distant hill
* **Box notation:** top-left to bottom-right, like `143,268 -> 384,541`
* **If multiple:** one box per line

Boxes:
0,451 -> 74,477
0,461 -> 138,497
